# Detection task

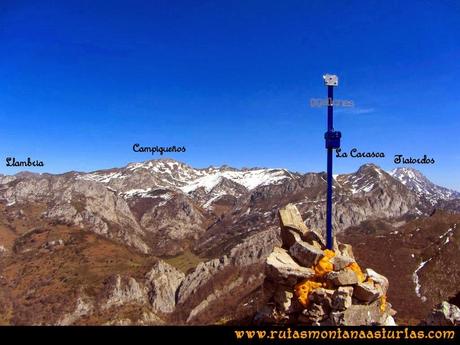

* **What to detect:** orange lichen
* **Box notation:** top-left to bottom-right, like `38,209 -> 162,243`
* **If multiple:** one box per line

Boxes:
294,250 -> 337,308
314,249 -> 336,277
379,295 -> 387,313
345,262 -> 365,283
294,280 -> 323,307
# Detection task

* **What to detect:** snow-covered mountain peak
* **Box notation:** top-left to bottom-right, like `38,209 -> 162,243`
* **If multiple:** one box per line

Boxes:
389,167 -> 460,202
179,167 -> 290,194
336,163 -> 391,195
78,159 -> 294,200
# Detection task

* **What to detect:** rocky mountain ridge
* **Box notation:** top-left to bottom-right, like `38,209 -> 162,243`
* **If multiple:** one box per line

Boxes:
0,159 -> 459,325
1,160 -> 457,258
390,167 -> 460,205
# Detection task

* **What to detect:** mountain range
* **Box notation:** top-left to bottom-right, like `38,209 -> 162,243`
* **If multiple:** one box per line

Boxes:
0,159 -> 459,325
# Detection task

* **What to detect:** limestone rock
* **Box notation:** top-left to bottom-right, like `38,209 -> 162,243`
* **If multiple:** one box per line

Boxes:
257,205 -> 396,326
365,268 -> 389,295
302,229 -> 326,249
280,229 -> 302,250
274,288 -> 294,313
58,296 -> 94,325
308,288 -> 334,309
330,300 -> 390,326
331,255 -> 355,271
289,240 -> 323,268
279,204 -> 308,233
332,286 -> 353,311
338,243 -> 355,259
103,275 -> 148,309
254,305 -> 289,324
353,281 -> 383,303
310,240 -> 323,250
326,270 -> 359,286
145,260 -> 185,314
279,204 -> 308,248
177,257 -> 227,305
299,303 -> 329,324
425,301 -> 460,326
266,247 -> 315,284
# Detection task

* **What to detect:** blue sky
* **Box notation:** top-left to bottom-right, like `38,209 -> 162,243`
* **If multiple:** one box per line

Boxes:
1,0 -> 459,189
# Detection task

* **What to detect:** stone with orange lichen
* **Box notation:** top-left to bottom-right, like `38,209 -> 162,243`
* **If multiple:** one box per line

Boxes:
365,268 -> 389,294
294,280 -> 323,307
331,255 -> 355,271
353,281 -> 383,303
289,240 -> 324,268
313,249 -> 335,277
379,295 -> 387,313
345,262 -> 365,283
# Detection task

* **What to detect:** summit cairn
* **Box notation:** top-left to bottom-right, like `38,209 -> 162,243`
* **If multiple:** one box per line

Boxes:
256,204 -> 397,326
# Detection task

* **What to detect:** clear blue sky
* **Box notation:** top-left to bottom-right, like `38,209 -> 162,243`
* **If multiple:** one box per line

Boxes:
1,0 -> 459,190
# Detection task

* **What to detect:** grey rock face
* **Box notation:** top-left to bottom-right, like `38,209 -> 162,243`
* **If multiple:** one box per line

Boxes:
103,275 -> 148,309
229,228 -> 280,267
1,175 -> 150,253
331,286 -> 353,311
177,229 -> 278,306
177,257 -> 227,305
273,289 -> 294,313
353,282 -> 383,303
338,243 -> 355,259
326,270 -> 359,286
331,255 -> 355,271
145,261 -> 185,314
265,247 -> 315,284
279,204 -> 309,248
331,300 -> 393,326
304,164 -> 419,233
289,240 -> 324,268
365,268 -> 389,295
300,303 -> 329,325
308,288 -> 334,309
57,296 -> 94,326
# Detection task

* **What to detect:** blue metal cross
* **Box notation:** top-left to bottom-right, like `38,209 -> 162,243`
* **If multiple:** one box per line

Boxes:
323,74 -> 341,250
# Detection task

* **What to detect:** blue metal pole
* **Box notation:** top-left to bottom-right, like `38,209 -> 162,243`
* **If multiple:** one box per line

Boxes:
326,85 -> 334,250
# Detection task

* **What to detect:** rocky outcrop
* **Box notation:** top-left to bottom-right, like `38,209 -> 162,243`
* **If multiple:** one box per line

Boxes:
57,296 -> 94,326
103,275 -> 148,309
174,229 -> 279,323
304,164 -> 418,233
145,261 -> 185,314
257,204 -> 396,326
425,301 -> 460,326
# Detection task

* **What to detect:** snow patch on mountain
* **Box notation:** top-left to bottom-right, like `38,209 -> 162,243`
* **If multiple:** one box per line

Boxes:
389,167 -> 460,202
438,224 -> 456,247
180,169 -> 289,194
78,160 -> 291,199
78,171 -> 127,183
122,188 -> 173,201
413,258 -> 432,302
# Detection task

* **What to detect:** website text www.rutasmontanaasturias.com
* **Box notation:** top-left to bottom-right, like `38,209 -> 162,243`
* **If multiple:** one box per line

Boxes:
233,327 -> 455,341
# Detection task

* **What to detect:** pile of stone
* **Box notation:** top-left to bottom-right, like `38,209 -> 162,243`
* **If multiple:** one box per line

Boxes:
256,204 -> 396,326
